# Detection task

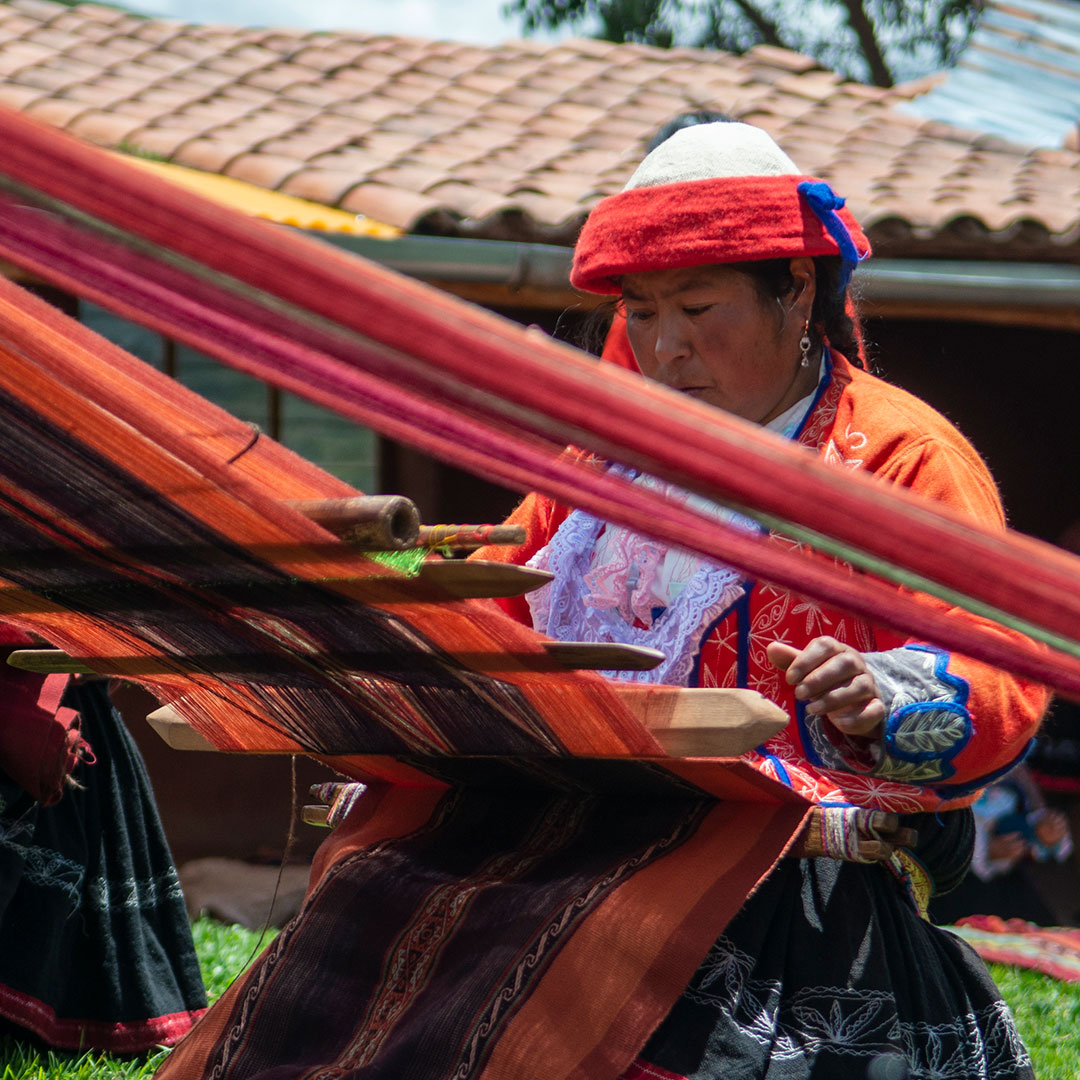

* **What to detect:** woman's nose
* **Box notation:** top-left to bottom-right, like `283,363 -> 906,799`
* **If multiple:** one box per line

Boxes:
653,312 -> 690,368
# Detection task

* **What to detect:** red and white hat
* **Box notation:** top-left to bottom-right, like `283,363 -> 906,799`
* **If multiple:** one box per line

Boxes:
571,122 -> 870,296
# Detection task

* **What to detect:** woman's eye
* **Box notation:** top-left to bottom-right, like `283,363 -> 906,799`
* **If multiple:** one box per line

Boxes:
626,309 -> 653,322
683,305 -> 711,316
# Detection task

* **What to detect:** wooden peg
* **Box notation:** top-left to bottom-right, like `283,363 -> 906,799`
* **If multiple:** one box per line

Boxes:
417,524 -> 526,552
289,495 -> 420,550
793,806 -> 918,862
301,805 -> 331,827
145,704 -> 218,751
614,684 -> 788,756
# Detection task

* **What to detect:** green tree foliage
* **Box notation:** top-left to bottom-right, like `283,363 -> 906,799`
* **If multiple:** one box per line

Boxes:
505,0 -> 983,86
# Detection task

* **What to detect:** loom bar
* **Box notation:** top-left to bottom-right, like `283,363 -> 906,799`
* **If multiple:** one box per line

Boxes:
616,685 -> 789,756
5,649 -> 96,675
543,642 -> 664,671
6,639 -> 663,676
417,524 -> 527,551
413,560 -> 552,598
145,685 -> 785,758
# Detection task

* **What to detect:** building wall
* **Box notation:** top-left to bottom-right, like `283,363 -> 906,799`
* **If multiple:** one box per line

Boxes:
865,317 -> 1079,546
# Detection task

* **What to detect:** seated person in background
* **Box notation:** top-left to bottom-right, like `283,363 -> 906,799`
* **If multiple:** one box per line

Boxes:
0,624 -> 206,1053
930,762 -> 1072,928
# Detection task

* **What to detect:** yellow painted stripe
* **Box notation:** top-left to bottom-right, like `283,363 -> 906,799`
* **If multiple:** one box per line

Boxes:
114,154 -> 400,237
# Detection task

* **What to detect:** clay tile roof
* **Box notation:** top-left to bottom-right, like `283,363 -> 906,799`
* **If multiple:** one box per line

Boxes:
1,1 -> 1079,261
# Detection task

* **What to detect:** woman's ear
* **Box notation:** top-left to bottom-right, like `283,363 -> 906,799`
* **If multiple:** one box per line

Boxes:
788,257 -> 817,321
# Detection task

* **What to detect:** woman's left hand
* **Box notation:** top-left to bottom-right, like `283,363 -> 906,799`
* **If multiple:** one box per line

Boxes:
766,637 -> 886,739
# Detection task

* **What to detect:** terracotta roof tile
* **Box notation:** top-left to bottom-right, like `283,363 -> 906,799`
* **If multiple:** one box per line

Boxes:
424,180 -> 512,221
126,19 -> 187,45
243,63 -> 321,92
0,38 -> 55,73
280,166 -> 365,205
66,108 -> 146,146
256,129 -> 351,160
25,27 -> 83,51
368,161 -> 454,193
129,49 -> 193,75
0,13 -> 41,36
339,180 -> 446,229
10,0 -> 67,20
124,124 -> 200,158
307,147 -> 389,176
224,151 -> 303,189
0,80 -> 42,108
171,136 -> 251,173
0,5 -> 1077,258
174,97 -> 255,127
746,43 -> 821,73
115,97 -> 178,121
499,188 -> 583,226
48,11 -> 112,40
21,94 -> 89,126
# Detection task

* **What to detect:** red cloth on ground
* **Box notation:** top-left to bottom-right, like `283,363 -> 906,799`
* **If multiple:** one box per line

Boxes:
950,915 -> 1080,983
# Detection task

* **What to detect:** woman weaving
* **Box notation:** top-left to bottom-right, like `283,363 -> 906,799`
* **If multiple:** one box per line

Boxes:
476,121 -> 1048,1079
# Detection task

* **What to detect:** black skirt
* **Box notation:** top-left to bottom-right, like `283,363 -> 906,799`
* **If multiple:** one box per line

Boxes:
637,854 -> 1032,1080
0,679 -> 206,1052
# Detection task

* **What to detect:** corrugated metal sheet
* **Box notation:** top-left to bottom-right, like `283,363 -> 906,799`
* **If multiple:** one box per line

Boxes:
902,0 -> 1080,147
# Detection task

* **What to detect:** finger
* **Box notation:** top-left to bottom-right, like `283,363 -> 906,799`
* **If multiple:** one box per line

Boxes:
766,641 -> 800,672
782,636 -> 846,685
794,652 -> 870,703
825,697 -> 886,738
803,674 -> 880,717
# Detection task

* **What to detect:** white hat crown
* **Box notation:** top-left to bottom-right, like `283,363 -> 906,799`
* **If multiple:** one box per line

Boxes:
624,122 -> 800,190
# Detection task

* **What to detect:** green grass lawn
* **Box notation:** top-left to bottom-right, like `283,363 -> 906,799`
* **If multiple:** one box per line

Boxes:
0,924 -> 1077,1078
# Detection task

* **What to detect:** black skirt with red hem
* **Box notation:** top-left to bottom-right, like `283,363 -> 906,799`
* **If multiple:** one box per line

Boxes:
0,679 -> 206,1053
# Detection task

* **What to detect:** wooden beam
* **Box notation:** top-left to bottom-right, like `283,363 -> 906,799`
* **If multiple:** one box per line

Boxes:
144,682 -> 787,759
861,297 -> 1080,333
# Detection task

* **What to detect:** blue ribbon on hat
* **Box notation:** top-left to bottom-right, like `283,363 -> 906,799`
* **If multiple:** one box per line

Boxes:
797,181 -> 861,294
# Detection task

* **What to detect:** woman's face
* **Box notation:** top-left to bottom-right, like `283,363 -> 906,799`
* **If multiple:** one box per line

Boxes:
621,260 -> 818,425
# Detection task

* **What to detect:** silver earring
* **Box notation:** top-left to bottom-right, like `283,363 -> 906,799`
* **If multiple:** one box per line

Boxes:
799,321 -> 812,368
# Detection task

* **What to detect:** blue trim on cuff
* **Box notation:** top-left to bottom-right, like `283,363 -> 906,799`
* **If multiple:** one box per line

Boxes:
904,643 -> 970,706
878,645 -> 972,782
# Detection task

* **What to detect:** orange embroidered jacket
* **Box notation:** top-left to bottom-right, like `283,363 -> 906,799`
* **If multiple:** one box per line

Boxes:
477,352 -> 1049,813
